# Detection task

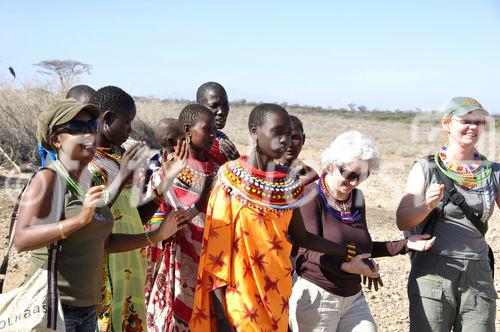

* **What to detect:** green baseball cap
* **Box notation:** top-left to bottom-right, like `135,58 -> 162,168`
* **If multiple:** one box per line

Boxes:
37,99 -> 100,152
443,96 -> 489,118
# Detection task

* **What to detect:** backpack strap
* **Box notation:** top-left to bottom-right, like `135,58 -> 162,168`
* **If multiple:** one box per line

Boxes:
411,155 -> 488,236
433,155 -> 488,235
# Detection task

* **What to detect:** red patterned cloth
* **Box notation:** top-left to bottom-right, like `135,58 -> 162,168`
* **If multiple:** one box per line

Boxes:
145,157 -> 216,332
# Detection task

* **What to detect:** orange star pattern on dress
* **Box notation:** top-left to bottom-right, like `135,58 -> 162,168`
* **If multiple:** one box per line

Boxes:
189,157 -> 304,332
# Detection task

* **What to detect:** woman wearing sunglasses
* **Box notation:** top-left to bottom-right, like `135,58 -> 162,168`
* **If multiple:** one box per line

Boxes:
12,100 -> 190,332
397,97 -> 499,332
289,130 -> 435,331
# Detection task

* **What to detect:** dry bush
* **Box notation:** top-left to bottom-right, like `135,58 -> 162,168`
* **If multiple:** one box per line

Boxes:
0,81 -> 61,168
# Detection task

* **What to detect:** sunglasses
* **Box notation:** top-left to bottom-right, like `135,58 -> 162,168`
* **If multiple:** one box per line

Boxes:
452,118 -> 486,127
54,120 -> 100,135
336,164 -> 370,182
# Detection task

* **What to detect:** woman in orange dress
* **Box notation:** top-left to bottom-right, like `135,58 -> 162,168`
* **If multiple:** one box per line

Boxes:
190,104 -> 377,332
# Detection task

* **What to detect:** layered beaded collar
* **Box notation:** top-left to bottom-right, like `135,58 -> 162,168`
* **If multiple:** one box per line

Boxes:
318,172 -> 361,224
88,146 -> 124,186
174,157 -> 217,194
221,156 -> 304,211
437,145 -> 492,189
439,144 -> 481,174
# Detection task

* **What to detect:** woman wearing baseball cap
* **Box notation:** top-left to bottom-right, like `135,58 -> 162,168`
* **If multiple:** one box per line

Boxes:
12,99 -> 190,331
397,97 -> 499,331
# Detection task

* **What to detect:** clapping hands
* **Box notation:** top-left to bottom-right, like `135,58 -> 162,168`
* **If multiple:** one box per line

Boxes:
120,142 -> 149,181
161,139 -> 189,181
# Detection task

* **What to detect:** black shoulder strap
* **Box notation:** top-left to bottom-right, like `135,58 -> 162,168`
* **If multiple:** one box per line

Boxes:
431,156 -> 487,236
0,167 -> 61,293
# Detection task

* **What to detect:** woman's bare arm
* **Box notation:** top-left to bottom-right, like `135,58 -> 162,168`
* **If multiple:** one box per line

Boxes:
14,170 -> 103,252
396,162 -> 443,231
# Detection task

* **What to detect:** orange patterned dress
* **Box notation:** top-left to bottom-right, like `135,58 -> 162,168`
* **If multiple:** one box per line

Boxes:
190,157 -> 304,332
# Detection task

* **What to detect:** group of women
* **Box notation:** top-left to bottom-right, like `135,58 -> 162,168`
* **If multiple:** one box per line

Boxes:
10,82 -> 499,332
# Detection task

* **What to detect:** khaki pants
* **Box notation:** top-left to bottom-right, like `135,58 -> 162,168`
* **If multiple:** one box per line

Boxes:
409,252 -> 497,332
289,276 -> 376,332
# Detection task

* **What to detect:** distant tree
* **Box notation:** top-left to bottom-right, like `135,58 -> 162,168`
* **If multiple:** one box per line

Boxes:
34,59 -> 91,88
357,105 -> 369,112
348,103 -> 357,112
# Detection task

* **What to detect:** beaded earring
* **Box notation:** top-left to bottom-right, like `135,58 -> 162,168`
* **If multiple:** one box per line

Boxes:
186,135 -> 191,145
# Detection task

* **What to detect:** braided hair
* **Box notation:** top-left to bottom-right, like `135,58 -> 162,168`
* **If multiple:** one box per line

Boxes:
248,103 -> 287,132
178,104 -> 213,134
90,85 -> 135,115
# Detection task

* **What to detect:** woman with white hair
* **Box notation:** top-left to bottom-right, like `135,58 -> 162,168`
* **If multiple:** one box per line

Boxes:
289,130 -> 435,332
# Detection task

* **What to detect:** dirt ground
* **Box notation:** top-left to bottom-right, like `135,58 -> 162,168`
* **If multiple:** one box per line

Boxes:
1,109 -> 499,331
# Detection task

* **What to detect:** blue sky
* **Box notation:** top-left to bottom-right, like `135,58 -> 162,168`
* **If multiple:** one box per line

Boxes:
1,0 -> 500,112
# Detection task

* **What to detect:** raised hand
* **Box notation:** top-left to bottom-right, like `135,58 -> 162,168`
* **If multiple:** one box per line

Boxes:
219,138 -> 240,161
161,139 -> 189,181
79,185 -> 106,224
407,234 -> 436,252
120,142 -> 149,181
152,209 -> 191,242
425,183 -> 445,210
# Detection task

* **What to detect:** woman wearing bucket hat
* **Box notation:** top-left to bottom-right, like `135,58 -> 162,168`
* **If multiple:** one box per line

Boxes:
397,97 -> 500,331
11,99 -> 191,331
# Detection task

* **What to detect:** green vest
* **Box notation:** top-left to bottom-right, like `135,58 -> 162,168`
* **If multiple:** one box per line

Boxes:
28,171 -> 114,307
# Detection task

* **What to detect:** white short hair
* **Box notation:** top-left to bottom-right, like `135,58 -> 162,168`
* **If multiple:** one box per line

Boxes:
320,130 -> 380,170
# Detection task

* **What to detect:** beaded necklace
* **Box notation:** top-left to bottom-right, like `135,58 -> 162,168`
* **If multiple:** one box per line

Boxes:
435,147 -> 492,189
318,172 -> 361,224
53,161 -> 86,198
175,159 -> 216,194
221,157 -> 304,211
53,160 -> 106,221
89,146 -> 122,186
439,144 -> 481,174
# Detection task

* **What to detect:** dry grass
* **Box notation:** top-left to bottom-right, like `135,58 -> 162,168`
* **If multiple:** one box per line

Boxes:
0,82 -> 59,167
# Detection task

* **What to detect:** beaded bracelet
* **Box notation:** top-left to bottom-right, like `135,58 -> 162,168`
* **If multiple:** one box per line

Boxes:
345,243 -> 356,261
153,188 -> 164,205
